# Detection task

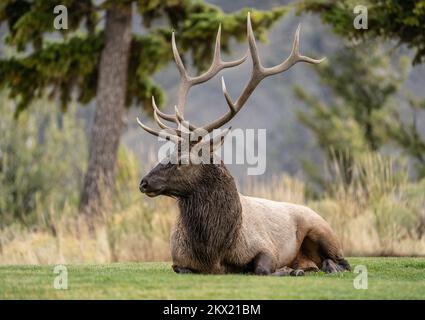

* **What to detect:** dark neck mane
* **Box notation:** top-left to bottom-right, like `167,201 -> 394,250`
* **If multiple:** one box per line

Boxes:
177,164 -> 242,268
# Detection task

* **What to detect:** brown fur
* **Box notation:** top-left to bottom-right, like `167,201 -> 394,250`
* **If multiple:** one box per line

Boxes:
174,163 -> 242,272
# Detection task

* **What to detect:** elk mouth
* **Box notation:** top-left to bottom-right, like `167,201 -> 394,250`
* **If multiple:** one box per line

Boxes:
144,187 -> 164,197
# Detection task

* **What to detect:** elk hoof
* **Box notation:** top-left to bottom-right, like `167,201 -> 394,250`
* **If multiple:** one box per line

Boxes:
172,265 -> 193,274
272,266 -> 292,276
290,269 -> 305,277
321,259 -> 344,273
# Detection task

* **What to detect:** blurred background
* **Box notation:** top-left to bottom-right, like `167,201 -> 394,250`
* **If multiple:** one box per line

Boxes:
0,0 -> 424,264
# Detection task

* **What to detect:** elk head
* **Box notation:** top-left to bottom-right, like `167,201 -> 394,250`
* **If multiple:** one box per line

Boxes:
137,13 -> 324,198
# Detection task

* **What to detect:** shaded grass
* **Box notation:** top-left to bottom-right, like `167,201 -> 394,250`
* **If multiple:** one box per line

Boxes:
0,258 -> 424,299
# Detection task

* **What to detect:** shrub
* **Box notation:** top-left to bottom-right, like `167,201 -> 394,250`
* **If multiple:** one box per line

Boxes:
0,94 -> 86,228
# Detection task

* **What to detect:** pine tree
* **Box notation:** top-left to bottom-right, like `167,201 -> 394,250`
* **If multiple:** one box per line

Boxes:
299,0 -> 425,64
298,0 -> 425,182
381,94 -> 425,178
294,45 -> 408,187
0,0 -> 287,221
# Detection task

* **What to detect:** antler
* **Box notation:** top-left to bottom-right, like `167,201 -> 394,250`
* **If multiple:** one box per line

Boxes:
199,12 -> 325,133
137,13 -> 325,142
137,24 -> 247,139
171,24 -> 248,114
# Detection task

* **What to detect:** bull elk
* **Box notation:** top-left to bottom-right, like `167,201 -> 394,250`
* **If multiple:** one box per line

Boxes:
137,13 -> 350,276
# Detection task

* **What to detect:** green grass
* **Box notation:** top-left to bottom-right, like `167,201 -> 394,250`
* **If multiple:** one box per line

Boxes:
0,258 -> 424,299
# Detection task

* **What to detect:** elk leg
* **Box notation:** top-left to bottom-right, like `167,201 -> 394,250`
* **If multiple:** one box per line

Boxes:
252,252 -> 274,275
307,225 -> 351,272
172,265 -> 195,274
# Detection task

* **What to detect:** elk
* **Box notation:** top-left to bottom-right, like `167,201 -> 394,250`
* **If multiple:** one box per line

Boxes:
137,13 -> 350,276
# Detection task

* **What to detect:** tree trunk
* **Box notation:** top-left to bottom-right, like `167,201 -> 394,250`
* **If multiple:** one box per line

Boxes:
79,4 -> 132,222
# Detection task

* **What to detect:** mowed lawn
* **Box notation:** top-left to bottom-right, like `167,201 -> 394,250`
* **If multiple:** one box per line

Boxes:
0,257 -> 424,299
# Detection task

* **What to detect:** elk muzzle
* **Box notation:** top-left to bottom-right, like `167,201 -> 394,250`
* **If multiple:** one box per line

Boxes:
139,176 -> 165,197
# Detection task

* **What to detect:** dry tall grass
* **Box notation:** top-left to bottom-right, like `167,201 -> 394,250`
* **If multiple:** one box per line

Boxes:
0,187 -> 177,264
312,153 -> 425,256
1,152 -> 424,265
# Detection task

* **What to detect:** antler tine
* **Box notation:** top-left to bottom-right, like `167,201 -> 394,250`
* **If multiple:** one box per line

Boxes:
263,24 -> 326,76
247,12 -> 262,71
152,96 -> 176,123
148,96 -> 176,131
172,32 -> 189,81
174,105 -> 192,132
201,12 -> 325,133
136,117 -> 181,143
136,96 -> 185,141
221,77 -> 236,113
192,24 -> 248,85
153,109 -> 170,130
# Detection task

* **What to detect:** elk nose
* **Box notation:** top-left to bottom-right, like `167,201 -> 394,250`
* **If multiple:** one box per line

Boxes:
139,179 -> 148,193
